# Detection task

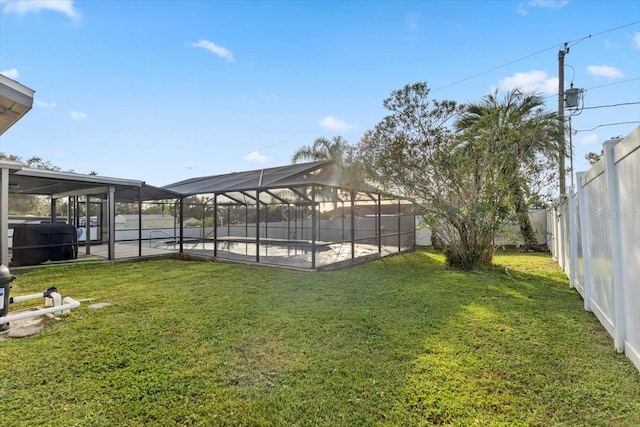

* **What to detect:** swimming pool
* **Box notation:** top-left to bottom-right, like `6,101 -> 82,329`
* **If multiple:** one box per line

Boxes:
155,239 -> 331,257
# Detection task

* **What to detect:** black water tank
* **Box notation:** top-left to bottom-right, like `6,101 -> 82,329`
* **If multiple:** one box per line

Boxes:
12,223 -> 78,266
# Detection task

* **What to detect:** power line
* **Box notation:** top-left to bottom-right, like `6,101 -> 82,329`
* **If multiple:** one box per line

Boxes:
542,77 -> 640,104
587,77 -> 640,91
432,44 -> 560,92
582,101 -> 640,110
432,20 -> 640,93
573,121 -> 640,132
239,138 -> 295,157
586,20 -> 640,38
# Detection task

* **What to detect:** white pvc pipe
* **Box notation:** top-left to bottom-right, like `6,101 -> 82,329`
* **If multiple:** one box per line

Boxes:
46,292 -> 63,313
54,293 -> 62,308
61,296 -> 74,315
11,293 -> 46,304
0,298 -> 80,326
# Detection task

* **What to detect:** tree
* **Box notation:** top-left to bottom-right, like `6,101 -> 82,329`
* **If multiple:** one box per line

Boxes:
580,135 -> 619,171
456,89 -> 558,248
584,138 -> 619,165
291,136 -> 367,216
292,136 -> 350,166
23,156 -> 62,171
358,82 -> 513,269
0,153 -> 63,215
292,135 -> 368,186
0,153 -> 62,171
585,151 -> 602,165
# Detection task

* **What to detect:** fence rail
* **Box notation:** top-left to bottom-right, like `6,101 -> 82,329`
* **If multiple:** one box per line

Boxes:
549,126 -> 640,372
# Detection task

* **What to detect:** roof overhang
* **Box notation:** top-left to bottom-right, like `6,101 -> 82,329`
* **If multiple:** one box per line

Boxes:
0,74 -> 35,135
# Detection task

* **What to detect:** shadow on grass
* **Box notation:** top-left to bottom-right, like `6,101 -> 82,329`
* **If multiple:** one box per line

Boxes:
392,249 -> 640,426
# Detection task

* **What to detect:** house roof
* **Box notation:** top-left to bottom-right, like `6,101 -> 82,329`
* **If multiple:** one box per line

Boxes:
0,75 -> 34,135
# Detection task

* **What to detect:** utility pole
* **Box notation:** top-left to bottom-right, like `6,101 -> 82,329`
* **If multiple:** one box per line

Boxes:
557,43 -> 570,274
558,42 -> 569,197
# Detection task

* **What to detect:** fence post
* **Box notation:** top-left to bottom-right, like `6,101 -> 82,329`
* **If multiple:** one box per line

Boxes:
550,203 -> 559,262
546,210 -> 552,249
568,186 -> 577,288
552,207 -> 559,260
576,172 -> 593,312
557,201 -> 565,270
604,139 -> 626,353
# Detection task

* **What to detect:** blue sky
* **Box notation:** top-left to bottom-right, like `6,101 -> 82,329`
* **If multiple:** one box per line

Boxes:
1,0 -> 639,187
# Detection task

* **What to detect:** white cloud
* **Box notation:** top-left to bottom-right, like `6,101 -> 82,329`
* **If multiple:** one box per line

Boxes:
494,70 -> 558,94
604,39 -> 620,49
190,40 -> 235,62
243,151 -> 269,163
528,0 -> 568,9
580,134 -> 599,145
517,0 -> 568,15
70,111 -> 87,120
0,68 -> 19,79
35,100 -> 57,108
587,65 -> 624,79
2,0 -> 81,20
319,116 -> 352,131
634,32 -> 640,49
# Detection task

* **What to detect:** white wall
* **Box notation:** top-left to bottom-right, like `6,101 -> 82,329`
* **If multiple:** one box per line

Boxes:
415,210 -> 548,246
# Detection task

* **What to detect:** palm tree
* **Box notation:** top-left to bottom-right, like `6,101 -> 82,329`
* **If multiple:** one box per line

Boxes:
456,88 -> 559,247
292,136 -> 364,215
292,135 -> 367,188
291,136 -> 350,166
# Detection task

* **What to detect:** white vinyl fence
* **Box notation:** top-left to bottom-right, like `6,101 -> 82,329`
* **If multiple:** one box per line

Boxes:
549,126 -> 640,372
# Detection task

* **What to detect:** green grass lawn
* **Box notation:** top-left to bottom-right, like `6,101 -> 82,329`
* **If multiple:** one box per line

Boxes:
1,249 -> 639,426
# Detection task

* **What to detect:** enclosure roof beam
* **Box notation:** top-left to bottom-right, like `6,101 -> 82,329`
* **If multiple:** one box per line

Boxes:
52,186 -> 110,199
217,192 -> 248,206
238,191 -> 257,203
263,189 -> 290,205
363,191 -> 378,202
289,187 -> 312,203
